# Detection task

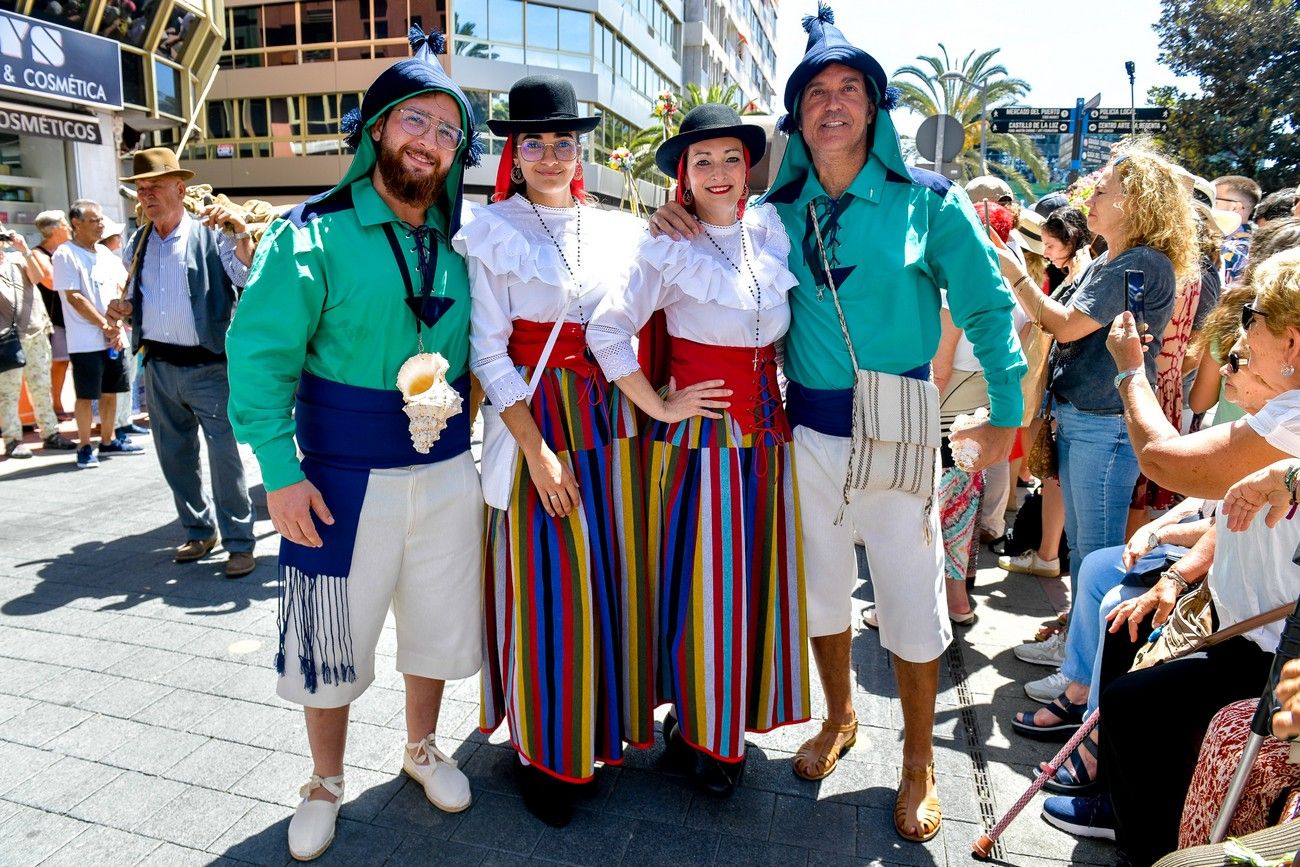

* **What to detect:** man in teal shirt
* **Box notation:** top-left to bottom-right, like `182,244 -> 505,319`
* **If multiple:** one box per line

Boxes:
653,4 -> 1025,843
226,29 -> 483,860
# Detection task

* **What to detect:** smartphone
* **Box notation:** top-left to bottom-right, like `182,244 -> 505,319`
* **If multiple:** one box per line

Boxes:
1125,269 -> 1146,331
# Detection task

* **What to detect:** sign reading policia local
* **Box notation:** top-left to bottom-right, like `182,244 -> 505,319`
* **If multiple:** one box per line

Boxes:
0,9 -> 123,110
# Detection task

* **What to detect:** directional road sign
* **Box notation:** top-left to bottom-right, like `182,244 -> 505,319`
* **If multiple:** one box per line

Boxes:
988,106 -> 1074,134
1087,107 -> 1170,122
1087,119 -> 1170,134
989,118 -> 1072,134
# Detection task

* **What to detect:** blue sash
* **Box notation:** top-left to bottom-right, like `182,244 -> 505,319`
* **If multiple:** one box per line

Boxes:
786,364 -> 931,438
276,371 -> 470,692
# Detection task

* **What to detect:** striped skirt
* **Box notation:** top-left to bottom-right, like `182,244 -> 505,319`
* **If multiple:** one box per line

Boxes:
480,366 -> 653,782
646,408 -> 810,762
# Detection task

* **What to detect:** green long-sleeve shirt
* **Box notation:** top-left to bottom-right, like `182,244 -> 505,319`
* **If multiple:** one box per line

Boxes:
226,176 -> 471,491
762,126 -> 1027,428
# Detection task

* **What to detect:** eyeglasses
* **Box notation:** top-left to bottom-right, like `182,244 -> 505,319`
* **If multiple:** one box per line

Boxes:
1215,197 -> 1248,211
518,139 -> 579,162
1228,351 -> 1249,374
393,108 -> 464,151
1241,303 -> 1268,331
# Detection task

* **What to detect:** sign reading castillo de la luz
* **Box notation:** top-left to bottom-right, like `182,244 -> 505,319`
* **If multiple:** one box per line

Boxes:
0,8 -> 123,111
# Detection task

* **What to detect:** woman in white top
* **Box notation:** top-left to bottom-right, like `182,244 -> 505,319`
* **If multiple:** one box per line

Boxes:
587,105 -> 810,796
451,75 -> 650,827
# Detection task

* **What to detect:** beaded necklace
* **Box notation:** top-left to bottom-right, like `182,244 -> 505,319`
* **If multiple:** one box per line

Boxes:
527,197 -> 585,324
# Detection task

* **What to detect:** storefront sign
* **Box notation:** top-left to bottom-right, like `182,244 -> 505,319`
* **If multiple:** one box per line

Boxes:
0,9 -> 123,110
0,101 -> 101,143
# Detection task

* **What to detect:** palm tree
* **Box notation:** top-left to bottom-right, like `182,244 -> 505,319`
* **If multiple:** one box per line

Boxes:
891,45 -> 1048,200
619,83 -> 752,187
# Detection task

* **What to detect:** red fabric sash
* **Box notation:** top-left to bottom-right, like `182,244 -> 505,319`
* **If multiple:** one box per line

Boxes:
507,319 -> 597,378
669,337 -> 788,439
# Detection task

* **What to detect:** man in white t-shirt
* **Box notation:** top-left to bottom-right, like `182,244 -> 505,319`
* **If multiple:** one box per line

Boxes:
52,199 -> 144,468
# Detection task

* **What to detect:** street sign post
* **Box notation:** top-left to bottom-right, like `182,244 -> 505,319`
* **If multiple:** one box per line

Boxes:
988,106 -> 1072,134
1085,106 -> 1170,134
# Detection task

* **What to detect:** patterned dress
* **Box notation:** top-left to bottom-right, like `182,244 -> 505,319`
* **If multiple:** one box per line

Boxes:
455,196 -> 653,782
588,202 -> 810,762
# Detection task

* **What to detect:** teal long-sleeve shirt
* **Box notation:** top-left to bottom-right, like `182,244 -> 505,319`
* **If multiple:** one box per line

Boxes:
226,177 -> 472,492
766,153 -> 1027,427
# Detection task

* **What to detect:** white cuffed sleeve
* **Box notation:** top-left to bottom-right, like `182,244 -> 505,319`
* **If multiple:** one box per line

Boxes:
467,257 -> 530,408
587,250 -> 675,382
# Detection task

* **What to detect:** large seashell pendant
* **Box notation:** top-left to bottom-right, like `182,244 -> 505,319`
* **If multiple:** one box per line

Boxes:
396,352 -> 463,453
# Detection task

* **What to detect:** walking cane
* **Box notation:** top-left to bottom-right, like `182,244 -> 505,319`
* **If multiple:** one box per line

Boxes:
1208,596 -> 1300,844
972,599 -> 1295,860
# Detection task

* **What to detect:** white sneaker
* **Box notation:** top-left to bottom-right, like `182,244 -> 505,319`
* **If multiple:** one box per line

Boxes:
998,551 -> 1061,578
1014,630 -> 1067,667
403,734 -> 472,812
288,774 -> 343,862
1025,669 -> 1071,703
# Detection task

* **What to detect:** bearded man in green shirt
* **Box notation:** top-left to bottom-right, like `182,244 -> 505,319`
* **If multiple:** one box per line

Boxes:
226,29 -> 483,860
653,4 -> 1025,843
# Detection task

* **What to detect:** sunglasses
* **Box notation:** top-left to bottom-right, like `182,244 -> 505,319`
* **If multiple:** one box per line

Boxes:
1228,351 -> 1249,374
1241,303 -> 1269,331
393,108 -> 464,151
518,139 -> 579,163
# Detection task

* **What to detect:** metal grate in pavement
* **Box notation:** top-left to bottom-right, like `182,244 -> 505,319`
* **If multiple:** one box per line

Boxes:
946,639 -> 1005,861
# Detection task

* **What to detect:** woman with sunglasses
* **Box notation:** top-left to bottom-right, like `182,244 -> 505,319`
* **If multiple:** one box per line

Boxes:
452,75 -> 651,827
586,104 -> 809,797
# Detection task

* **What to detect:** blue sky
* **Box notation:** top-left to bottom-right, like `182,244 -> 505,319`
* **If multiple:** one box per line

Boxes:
772,1 -> 1198,137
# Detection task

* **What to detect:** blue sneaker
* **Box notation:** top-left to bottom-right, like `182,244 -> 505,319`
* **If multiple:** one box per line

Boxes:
99,436 -> 145,456
76,445 -> 99,469
1042,794 -> 1116,840
116,423 -> 150,437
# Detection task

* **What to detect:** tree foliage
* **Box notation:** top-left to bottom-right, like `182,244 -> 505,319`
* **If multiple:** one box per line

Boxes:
1151,0 -> 1300,192
890,44 -> 1049,200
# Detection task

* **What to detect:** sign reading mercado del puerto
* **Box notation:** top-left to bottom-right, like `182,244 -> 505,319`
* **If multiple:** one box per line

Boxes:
0,8 -> 123,110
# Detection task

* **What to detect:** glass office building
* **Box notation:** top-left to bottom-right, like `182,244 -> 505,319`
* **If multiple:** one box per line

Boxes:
165,0 -> 781,206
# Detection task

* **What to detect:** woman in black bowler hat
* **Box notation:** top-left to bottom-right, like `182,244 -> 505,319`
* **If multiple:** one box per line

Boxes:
452,73 -> 653,827
587,104 -> 811,796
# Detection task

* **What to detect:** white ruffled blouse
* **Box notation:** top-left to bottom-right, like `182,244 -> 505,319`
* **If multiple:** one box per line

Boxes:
452,194 -> 644,409
587,202 -> 798,382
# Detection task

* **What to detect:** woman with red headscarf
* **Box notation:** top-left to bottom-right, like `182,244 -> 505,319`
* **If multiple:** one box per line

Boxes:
451,75 -> 651,827
587,104 -> 810,797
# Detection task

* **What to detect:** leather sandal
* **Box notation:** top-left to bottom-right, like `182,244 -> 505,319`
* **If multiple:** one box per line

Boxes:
894,763 -> 941,843
792,716 -> 857,781
1011,694 -> 1086,741
1042,733 -> 1101,795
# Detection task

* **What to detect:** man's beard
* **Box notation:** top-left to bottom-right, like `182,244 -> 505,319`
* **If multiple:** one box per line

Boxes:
375,141 -> 447,210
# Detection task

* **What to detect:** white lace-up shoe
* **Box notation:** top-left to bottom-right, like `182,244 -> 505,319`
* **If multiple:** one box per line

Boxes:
1025,669 -> 1071,704
403,734 -> 472,812
998,551 -> 1061,577
1014,630 -> 1067,667
288,774 -> 344,862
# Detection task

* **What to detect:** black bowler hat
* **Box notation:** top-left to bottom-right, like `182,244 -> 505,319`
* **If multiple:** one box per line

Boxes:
654,104 -> 768,177
486,75 -> 600,136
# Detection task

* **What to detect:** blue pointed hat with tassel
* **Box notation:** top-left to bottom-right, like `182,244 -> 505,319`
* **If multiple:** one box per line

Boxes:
778,3 -> 899,135
320,26 -> 481,235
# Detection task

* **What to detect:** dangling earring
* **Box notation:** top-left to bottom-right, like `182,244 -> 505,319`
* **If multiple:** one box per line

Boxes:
510,164 -> 524,184
1284,362 -> 1296,378
683,188 -> 693,205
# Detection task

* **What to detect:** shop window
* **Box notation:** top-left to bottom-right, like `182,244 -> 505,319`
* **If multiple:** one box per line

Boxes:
242,98 -> 269,137
263,3 -> 297,47
335,0 -> 370,55
301,0 -> 334,44
306,94 -> 335,136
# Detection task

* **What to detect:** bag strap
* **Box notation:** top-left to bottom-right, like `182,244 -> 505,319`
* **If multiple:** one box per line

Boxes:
808,201 -> 861,377
523,309 -> 572,402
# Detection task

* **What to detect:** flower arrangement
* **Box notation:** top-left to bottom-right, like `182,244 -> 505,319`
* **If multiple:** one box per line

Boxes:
607,146 -> 642,217
652,90 -> 679,120
606,147 -> 633,173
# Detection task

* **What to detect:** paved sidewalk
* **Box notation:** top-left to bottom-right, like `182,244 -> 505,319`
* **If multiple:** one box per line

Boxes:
0,431 -> 1115,866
